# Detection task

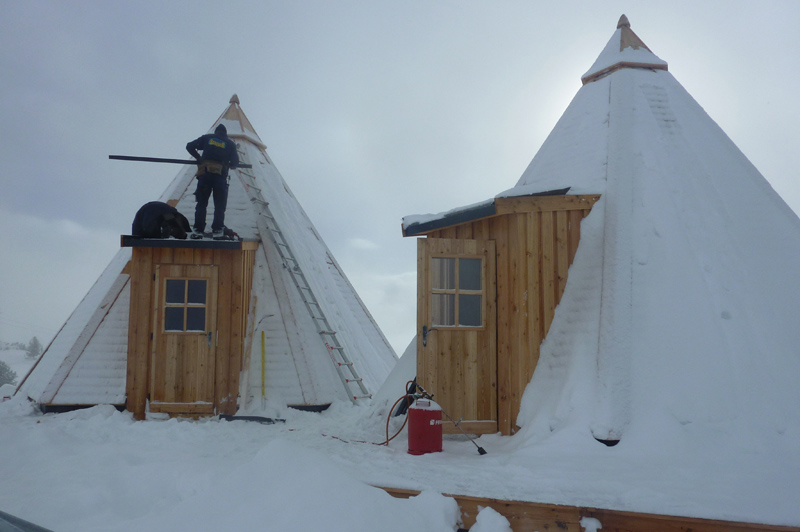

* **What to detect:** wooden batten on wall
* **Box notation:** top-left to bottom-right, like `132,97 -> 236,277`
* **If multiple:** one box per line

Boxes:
124,241 -> 257,420
416,195 -> 599,435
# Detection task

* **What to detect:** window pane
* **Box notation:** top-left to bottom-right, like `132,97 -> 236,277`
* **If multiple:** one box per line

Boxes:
459,259 -> 482,291
431,258 -> 455,290
459,294 -> 482,327
187,280 -> 207,305
165,280 -> 185,304
186,307 -> 206,331
165,307 -> 184,331
431,293 -> 455,326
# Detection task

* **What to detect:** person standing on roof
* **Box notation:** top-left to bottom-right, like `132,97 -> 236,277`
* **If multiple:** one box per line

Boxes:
186,123 -> 240,239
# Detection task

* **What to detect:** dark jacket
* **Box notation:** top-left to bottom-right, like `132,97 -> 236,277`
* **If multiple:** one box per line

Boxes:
186,130 -> 239,178
132,201 -> 191,239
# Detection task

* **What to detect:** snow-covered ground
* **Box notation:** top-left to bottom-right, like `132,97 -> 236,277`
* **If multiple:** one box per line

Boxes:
0,398 -> 479,532
1,384 -> 798,532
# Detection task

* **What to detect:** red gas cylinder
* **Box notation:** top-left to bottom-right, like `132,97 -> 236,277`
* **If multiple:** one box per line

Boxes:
407,399 -> 443,455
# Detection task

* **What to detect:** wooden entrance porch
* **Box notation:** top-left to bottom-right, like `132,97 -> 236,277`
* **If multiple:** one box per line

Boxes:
122,236 -> 257,420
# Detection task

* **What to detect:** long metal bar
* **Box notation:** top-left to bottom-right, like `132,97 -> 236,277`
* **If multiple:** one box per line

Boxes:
109,155 -> 251,168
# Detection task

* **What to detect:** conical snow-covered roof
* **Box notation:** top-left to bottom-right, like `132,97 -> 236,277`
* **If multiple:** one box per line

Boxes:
18,97 -> 397,411
403,15 -> 800,447
513,16 -> 800,443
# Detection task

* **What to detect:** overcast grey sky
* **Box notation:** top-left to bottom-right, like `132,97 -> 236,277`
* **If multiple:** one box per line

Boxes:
1,1 -> 798,354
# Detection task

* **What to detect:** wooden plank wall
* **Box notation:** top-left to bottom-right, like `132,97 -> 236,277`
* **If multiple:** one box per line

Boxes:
125,245 -> 256,419
126,247 -> 154,420
381,487 -> 800,532
222,246 -> 256,414
236,247 -> 257,410
426,195 -> 598,434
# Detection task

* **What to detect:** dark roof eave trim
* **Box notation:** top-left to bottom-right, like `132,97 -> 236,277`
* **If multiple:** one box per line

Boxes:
403,202 -> 497,237
403,187 -> 571,237
121,235 -> 251,250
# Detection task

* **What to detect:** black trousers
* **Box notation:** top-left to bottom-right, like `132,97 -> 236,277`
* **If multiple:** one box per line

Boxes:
193,174 -> 228,232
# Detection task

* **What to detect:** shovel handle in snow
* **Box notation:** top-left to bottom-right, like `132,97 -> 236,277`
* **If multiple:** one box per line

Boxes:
109,155 -> 252,169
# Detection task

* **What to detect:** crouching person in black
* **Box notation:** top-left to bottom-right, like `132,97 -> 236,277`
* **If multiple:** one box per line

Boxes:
186,123 -> 239,239
132,201 -> 191,239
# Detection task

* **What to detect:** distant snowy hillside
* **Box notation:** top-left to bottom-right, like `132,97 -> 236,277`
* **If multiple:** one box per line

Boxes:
0,348 -> 35,384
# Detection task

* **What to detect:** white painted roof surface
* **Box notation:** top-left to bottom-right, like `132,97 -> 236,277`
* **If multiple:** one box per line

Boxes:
16,250 -> 131,405
18,96 -> 397,409
51,284 -> 130,405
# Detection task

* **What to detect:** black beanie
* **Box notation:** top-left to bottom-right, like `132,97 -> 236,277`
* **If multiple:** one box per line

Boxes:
215,124 -> 227,136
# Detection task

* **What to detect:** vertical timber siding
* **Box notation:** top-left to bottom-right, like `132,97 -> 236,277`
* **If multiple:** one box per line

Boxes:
126,247 -> 154,420
425,195 -> 598,434
125,244 -> 257,419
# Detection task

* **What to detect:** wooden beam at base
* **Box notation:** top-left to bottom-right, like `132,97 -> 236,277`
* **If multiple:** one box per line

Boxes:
379,487 -> 800,532
148,402 -> 215,415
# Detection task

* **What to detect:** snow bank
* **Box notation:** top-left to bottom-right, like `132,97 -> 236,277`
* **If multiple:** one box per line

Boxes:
471,507 -> 513,532
0,402 -> 463,532
3,394 -> 799,529
107,438 -> 459,532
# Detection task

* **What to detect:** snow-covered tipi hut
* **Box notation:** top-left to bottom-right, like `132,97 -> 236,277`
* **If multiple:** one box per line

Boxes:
18,95 -> 397,419
402,15 -> 800,441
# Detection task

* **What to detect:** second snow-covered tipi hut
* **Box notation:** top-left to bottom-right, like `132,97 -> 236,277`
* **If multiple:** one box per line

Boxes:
18,95 -> 397,419
402,16 -> 800,439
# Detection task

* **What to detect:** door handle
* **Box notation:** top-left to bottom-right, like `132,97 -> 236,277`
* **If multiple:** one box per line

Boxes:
207,331 -> 212,348
422,325 -> 435,347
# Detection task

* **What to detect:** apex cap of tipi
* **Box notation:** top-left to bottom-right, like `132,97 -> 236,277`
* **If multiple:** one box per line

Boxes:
581,15 -> 668,85
210,94 -> 268,150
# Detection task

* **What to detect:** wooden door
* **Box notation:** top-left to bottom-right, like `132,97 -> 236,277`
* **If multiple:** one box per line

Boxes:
417,238 -> 497,434
150,264 -> 218,416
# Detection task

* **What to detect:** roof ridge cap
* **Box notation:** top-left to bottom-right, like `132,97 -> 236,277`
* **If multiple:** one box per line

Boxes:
581,15 -> 667,85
